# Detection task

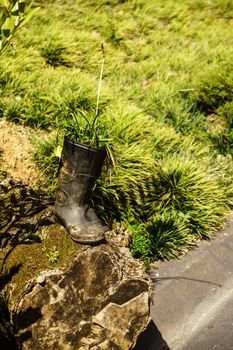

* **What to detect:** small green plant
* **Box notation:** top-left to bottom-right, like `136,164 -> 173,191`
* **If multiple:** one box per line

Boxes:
37,231 -> 47,241
46,246 -> 59,263
128,223 -> 152,265
56,44 -> 110,150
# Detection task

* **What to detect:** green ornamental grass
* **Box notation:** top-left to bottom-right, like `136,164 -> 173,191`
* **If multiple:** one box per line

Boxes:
1,0 -> 233,262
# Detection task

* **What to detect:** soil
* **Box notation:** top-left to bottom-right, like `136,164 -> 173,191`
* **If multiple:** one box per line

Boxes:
0,118 -> 46,187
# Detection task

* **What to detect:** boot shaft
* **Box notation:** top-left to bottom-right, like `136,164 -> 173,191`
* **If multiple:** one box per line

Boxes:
56,138 -> 106,208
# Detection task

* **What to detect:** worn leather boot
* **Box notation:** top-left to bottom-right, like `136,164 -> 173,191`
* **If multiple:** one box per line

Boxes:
55,138 -> 109,243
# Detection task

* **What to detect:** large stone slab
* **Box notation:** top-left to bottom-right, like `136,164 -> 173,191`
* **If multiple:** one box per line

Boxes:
13,244 -> 151,350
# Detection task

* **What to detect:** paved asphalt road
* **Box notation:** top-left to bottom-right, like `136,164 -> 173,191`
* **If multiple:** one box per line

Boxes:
181,291 -> 233,350
134,214 -> 233,350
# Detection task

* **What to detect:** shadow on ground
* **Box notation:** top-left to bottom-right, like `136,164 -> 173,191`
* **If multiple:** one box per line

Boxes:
0,178 -> 55,250
133,320 -> 170,350
0,294 -> 19,350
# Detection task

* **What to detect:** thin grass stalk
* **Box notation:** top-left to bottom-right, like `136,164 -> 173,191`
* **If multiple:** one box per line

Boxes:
94,43 -> 105,121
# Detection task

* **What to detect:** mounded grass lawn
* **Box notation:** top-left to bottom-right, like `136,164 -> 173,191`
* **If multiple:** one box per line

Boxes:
1,0 -> 233,263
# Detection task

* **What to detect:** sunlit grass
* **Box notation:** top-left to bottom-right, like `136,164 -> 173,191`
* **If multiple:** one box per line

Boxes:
1,0 -> 233,262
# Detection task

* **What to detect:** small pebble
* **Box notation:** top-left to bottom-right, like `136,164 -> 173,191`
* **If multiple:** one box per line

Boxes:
36,275 -> 46,284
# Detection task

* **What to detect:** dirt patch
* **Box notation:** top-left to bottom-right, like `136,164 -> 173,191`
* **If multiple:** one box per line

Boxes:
0,119 -> 46,187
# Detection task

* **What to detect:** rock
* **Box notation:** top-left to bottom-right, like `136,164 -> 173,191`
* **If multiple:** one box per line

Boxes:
12,244 -> 152,350
36,275 -> 46,285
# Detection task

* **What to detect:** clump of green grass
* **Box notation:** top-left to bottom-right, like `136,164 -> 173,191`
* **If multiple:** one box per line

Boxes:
146,156 -> 230,237
189,63 -> 233,155
194,63 -> 233,114
33,133 -> 61,183
130,211 -> 193,263
93,139 -> 230,262
40,40 -> 72,67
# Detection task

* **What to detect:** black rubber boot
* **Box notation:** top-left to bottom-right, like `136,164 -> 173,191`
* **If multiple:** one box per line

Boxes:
55,138 -> 109,243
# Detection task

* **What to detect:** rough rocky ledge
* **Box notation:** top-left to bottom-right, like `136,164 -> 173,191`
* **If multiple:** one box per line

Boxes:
12,244 -> 152,350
